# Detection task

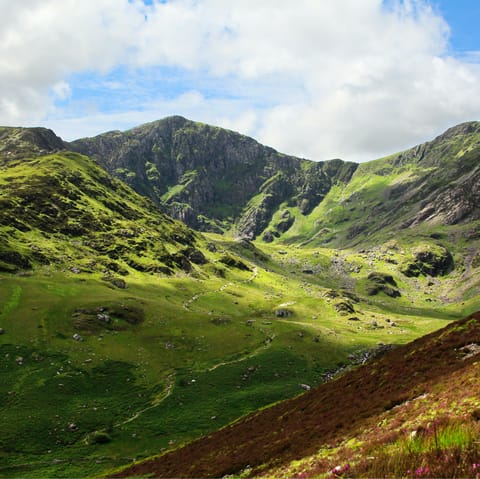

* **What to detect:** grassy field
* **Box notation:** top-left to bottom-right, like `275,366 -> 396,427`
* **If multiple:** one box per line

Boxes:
1,233 -> 475,477
0,145 -> 478,477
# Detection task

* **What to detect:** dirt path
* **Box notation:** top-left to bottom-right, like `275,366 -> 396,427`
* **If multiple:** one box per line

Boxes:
113,373 -> 176,428
206,332 -> 275,373
183,265 -> 258,311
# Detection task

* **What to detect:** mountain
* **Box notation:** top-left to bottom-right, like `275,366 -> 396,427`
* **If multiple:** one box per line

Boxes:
69,118 -> 480,248
111,311 -> 480,479
0,120 -> 479,478
69,116 -> 357,237
280,121 -> 480,248
0,126 -> 208,277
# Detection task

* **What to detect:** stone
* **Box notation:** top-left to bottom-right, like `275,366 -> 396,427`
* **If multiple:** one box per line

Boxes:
275,308 -> 293,318
97,313 -> 111,323
206,243 -> 217,252
73,333 -> 83,341
262,230 -> 274,243
334,301 -> 355,315
110,278 -> 127,289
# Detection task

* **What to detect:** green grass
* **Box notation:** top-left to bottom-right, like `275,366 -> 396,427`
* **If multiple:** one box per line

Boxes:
353,421 -> 480,478
0,144 -> 478,477
1,233 -> 466,478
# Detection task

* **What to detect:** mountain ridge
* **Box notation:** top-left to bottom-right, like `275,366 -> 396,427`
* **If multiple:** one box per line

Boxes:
68,116 -> 358,237
0,117 -> 479,478
67,117 -> 480,246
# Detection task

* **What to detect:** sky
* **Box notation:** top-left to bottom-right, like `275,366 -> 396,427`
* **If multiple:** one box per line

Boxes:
1,0 -> 480,162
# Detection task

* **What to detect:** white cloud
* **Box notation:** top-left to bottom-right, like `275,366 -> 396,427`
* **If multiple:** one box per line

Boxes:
2,0 -> 480,161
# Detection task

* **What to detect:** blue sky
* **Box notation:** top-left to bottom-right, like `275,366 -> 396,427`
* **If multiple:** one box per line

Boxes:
435,0 -> 480,53
2,0 -> 480,161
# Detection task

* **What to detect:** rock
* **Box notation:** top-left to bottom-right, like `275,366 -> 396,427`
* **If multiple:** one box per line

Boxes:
70,267 -> 81,274
97,313 -> 111,323
0,328 -> 4,335
348,316 -> 360,321
366,272 -> 401,298
299,383 -> 311,391
367,272 -> 397,286
262,230 -> 274,243
302,269 -> 314,274
109,278 -> 127,289
206,242 -> 217,253
68,423 -> 78,432
275,308 -> 293,318
15,356 -> 23,365
246,319 -> 255,326
186,248 -> 207,265
219,254 -> 251,271
275,212 -> 294,233
73,333 -> 83,341
334,301 -> 355,315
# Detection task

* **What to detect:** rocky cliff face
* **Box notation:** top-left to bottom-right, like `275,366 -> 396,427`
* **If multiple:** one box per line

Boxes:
69,116 -> 358,238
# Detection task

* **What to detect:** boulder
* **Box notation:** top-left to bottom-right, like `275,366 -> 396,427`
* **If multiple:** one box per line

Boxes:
334,301 -> 355,315
275,308 -> 293,318
262,230 -> 274,243
366,271 -> 401,298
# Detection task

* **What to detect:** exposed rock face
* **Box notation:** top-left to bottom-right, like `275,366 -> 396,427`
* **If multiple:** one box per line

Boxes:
69,116 -> 357,238
0,127 -> 64,162
402,245 -> 454,277
366,272 -> 401,298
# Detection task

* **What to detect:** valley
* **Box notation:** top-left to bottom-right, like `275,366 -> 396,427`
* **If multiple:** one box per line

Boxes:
0,119 -> 478,477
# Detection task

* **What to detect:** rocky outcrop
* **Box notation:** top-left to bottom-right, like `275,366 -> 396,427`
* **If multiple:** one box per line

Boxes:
402,244 -> 454,277
0,127 -> 64,162
366,272 -> 401,297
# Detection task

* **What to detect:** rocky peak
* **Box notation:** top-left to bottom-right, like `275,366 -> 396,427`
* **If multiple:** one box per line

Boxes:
0,126 -> 65,162
69,116 -> 358,237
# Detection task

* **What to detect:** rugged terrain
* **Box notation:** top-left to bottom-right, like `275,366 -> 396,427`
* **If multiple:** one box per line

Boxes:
69,116 -> 357,237
69,118 -> 480,247
0,119 -> 478,478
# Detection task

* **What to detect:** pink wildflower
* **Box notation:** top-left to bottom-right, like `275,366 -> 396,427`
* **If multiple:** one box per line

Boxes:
330,463 -> 351,477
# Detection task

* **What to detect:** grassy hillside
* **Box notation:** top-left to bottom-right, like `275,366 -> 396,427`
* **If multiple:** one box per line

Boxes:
111,312 -> 480,479
0,123 -> 478,478
273,122 -> 480,249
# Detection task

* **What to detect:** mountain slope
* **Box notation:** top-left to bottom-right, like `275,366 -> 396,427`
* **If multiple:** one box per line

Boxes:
280,121 -> 480,248
69,116 -> 357,237
0,126 -> 64,161
111,311 -> 480,479
0,121 -> 479,479
69,119 -> 480,249
0,138 -> 207,277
